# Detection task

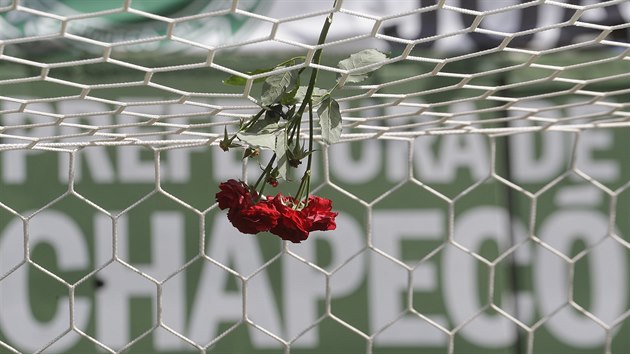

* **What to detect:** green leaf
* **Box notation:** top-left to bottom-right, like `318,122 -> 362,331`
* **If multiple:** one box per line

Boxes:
286,105 -> 296,120
246,107 -> 282,134
277,56 -> 305,67
223,68 -> 274,86
280,74 -> 301,105
236,132 -> 276,150
294,86 -> 329,106
222,56 -> 305,86
261,70 -> 294,106
317,97 -> 342,145
337,49 -> 388,83
247,120 -> 281,135
274,131 -> 288,180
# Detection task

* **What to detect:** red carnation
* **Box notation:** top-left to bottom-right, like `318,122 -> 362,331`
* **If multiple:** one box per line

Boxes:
227,202 -> 280,234
216,180 -> 338,242
268,194 -> 312,243
216,179 -> 253,210
302,195 -> 338,232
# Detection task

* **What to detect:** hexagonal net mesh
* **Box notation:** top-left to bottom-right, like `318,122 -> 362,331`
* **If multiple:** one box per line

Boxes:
1,0 -> 629,149
1,1 -> 630,354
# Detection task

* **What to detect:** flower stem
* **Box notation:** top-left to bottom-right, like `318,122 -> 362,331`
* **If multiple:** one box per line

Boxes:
223,108 -> 266,148
291,1 -> 336,205
293,1 -> 336,127
288,113 -> 301,145
293,102 -> 316,206
307,102 -> 314,172
305,101 -> 315,201
253,153 -> 276,199
242,109 -> 265,132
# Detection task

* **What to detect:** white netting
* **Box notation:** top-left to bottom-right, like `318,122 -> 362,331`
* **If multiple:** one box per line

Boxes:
1,0 -> 629,150
1,1 -> 630,354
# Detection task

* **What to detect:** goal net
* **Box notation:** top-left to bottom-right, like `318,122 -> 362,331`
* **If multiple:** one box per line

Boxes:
1,1 -> 629,353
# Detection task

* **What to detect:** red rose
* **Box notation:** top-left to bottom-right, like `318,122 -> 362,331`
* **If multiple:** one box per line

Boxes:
227,202 -> 280,234
217,182 -> 338,242
216,179 -> 252,210
302,195 -> 338,232
268,194 -> 312,243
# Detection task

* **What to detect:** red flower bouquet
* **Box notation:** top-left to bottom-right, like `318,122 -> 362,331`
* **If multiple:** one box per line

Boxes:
216,181 -> 337,243
213,27 -> 381,244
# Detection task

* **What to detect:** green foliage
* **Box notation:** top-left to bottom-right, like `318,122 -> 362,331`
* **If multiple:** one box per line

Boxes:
236,132 -> 277,150
220,48 -> 387,197
222,56 -> 305,86
337,48 -> 388,83
275,131 -> 288,179
247,106 -> 282,133
222,68 -> 273,86
261,69 -> 295,106
294,86 -> 328,106
317,96 -> 342,145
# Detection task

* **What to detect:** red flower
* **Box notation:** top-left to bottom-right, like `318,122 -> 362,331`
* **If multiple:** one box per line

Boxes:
216,179 -> 253,210
216,181 -> 338,242
227,202 -> 280,234
268,194 -> 312,243
302,195 -> 338,232
216,180 -> 279,234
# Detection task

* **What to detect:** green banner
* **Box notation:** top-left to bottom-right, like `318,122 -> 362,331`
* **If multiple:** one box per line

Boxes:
1,54 -> 629,354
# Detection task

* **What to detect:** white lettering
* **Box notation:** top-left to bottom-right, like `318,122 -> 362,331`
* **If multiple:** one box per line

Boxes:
509,101 -> 565,183
575,130 -> 618,182
95,212 -> 186,350
536,211 -> 626,347
417,134 -> 489,182
2,150 -> 44,184
511,130 -> 567,183
57,101 -> 116,183
59,147 -> 116,184
329,140 -> 382,184
444,207 -> 527,347
118,146 -> 155,183
285,214 -> 365,346
413,136 -> 438,181
164,148 -> 195,183
189,215 -> 282,348
1,102 -> 55,184
370,210 -> 447,345
385,140 -> 410,183
0,211 -> 90,352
